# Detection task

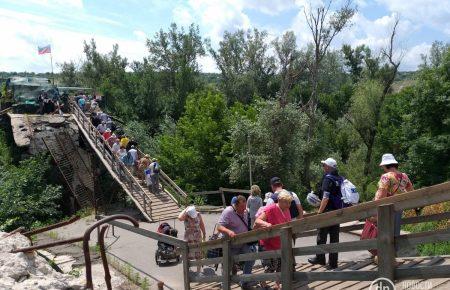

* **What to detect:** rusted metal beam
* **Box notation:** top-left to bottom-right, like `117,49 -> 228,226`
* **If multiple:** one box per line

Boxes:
83,214 -> 139,289
11,236 -> 84,253
23,216 -> 80,237
98,225 -> 112,290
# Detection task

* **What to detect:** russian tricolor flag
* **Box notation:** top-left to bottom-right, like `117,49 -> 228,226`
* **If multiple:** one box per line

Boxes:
38,45 -> 51,55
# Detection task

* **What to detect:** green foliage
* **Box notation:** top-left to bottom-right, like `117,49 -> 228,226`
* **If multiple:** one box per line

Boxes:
0,153 -> 63,231
156,89 -> 231,191
227,100 -> 318,193
58,61 -> 81,86
210,28 -> 276,104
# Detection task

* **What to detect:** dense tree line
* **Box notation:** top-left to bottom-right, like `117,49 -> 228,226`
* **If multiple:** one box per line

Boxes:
55,2 -> 448,204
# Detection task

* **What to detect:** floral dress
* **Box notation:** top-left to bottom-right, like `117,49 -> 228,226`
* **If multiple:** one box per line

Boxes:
184,215 -> 202,260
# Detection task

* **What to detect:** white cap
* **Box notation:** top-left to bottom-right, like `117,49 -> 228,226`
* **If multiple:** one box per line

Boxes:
186,206 -> 198,219
321,158 -> 337,168
264,192 -> 272,203
379,153 -> 398,166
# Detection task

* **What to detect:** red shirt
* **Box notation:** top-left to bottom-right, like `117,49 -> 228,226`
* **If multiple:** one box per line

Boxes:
260,204 -> 291,250
103,131 -> 111,140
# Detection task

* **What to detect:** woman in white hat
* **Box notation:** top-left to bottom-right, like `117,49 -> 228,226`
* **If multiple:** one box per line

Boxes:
374,153 -> 414,235
178,205 -> 206,274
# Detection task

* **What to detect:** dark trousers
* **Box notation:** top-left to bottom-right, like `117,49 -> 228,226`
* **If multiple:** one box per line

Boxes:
316,224 -> 340,267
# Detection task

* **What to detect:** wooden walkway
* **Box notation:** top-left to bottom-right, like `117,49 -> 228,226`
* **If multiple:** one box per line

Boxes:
70,101 -> 187,222
186,182 -> 450,290
191,256 -> 450,289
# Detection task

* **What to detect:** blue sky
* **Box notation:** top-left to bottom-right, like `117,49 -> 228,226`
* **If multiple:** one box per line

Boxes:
0,0 -> 448,73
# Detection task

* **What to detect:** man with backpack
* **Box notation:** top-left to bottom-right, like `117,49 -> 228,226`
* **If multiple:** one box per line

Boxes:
149,158 -> 161,193
266,177 -> 303,220
308,157 -> 342,269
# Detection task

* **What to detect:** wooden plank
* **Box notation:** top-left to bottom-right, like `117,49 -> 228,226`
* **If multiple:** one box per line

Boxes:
182,245 -> 191,290
219,188 -> 251,194
222,239 -> 231,290
230,272 -> 280,283
281,227 -> 294,290
226,181 -> 450,246
293,239 -> 377,256
293,269 -> 378,281
396,257 -> 447,280
189,257 -> 223,267
396,227 -> 450,248
377,204 -> 396,281
233,249 -> 280,263
401,211 -> 450,225
106,220 -> 185,247
192,191 -> 221,195
219,188 -> 226,208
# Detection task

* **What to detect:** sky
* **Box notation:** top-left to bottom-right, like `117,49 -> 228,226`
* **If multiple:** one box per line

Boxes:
0,0 -> 448,73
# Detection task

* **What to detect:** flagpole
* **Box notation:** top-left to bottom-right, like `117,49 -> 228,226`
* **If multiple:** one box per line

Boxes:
50,52 -> 54,85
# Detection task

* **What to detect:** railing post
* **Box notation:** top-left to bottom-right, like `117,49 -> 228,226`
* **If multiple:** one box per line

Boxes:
281,226 -> 294,290
181,242 -> 191,290
219,187 -> 226,208
377,203 -> 396,282
222,239 -> 231,290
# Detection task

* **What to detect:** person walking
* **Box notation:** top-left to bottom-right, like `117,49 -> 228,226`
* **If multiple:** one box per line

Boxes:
149,158 -> 161,193
308,158 -> 342,269
255,190 -> 293,289
375,153 -> 414,236
247,185 -> 263,228
217,195 -> 255,290
178,206 -> 206,275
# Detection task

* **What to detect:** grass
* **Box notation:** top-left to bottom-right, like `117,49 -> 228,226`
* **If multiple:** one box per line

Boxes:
108,254 -> 152,290
402,202 -> 450,256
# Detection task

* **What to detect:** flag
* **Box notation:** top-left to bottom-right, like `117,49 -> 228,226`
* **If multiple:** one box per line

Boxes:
38,45 -> 51,55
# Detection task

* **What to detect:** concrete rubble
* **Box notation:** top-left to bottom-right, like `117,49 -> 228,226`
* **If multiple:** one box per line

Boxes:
0,231 -> 128,290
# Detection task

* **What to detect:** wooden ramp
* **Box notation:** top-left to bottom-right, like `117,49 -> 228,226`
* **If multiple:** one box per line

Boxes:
70,102 -> 186,222
191,256 -> 450,289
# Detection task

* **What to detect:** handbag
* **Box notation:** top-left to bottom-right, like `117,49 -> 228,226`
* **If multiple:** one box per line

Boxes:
361,219 -> 378,256
206,225 -> 223,259
234,208 -> 258,247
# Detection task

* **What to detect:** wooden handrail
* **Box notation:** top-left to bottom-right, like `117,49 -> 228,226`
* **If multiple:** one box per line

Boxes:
70,101 -> 153,218
190,181 -> 450,251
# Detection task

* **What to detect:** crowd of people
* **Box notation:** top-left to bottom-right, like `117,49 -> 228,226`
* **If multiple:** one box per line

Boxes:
37,89 -> 69,115
75,93 -> 162,193
179,153 -> 414,289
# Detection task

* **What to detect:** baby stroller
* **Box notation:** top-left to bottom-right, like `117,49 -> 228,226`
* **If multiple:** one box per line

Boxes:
155,222 -> 181,265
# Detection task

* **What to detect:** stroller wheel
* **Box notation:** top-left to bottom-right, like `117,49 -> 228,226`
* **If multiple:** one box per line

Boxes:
155,253 -> 160,266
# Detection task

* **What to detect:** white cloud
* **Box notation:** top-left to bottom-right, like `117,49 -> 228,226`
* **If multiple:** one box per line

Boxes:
244,0 -> 298,16
172,5 -> 193,26
401,42 -> 430,70
198,55 -> 219,73
133,30 -> 147,42
377,0 -> 450,36
0,8 -> 146,72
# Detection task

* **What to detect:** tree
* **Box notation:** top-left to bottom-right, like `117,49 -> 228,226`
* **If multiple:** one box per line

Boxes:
227,100 -> 322,193
58,61 -> 80,86
0,153 -> 62,231
347,17 -> 403,183
210,28 -> 276,104
147,23 -> 206,119
273,31 -> 305,104
300,0 -> 356,189
156,89 -> 231,191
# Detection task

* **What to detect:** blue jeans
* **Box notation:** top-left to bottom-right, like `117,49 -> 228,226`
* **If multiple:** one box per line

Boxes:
228,244 -> 255,285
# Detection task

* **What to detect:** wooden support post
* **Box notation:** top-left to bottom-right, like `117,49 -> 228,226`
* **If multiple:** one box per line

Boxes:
281,226 -> 294,290
181,243 -> 191,290
219,187 -> 226,208
222,239 -> 231,290
377,203 -> 396,282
